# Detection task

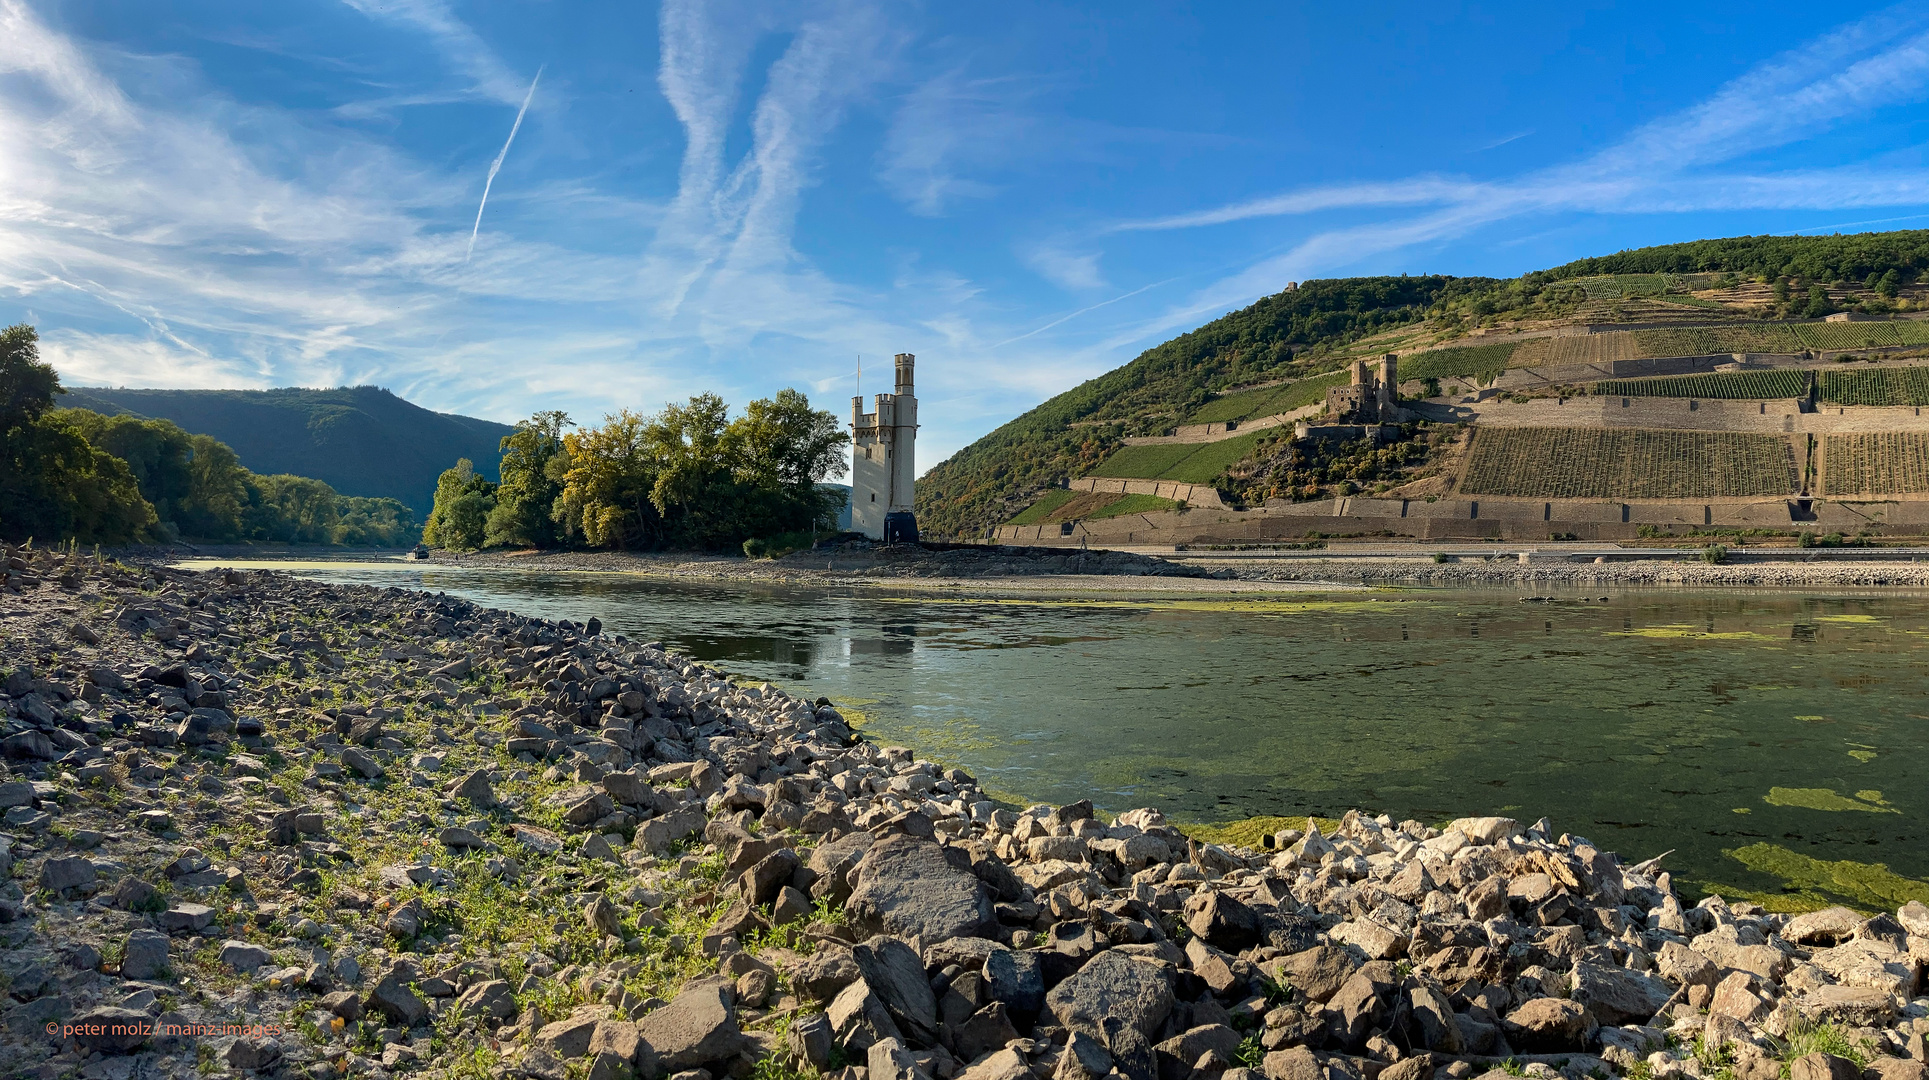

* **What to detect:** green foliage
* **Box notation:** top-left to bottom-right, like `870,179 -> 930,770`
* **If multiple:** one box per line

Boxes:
545,389 -> 847,551
1163,431 -> 1270,484
1090,443 -> 1203,480
1818,367 -> 1929,406
1188,370 -> 1353,424
1701,544 -> 1728,564
485,411 -> 570,548
1823,433 -> 1929,494
1541,231 -> 1929,286
1399,341 -> 1519,382
1006,489 -> 1081,526
1597,370 -> 1813,400
1086,493 -> 1180,518
742,530 -> 819,559
1461,428 -> 1797,499
423,459 -> 498,550
0,325 -> 156,544
1774,1019 -> 1873,1077
1228,425 -> 1440,504
60,384 -> 512,517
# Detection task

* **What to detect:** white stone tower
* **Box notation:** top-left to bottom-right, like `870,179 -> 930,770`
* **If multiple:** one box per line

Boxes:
851,353 -> 919,542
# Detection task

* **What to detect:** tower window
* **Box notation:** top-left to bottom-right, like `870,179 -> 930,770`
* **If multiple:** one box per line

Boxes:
870,493 -> 876,501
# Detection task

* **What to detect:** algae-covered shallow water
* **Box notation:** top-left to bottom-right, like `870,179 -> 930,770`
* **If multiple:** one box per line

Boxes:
206,559 -> 1929,911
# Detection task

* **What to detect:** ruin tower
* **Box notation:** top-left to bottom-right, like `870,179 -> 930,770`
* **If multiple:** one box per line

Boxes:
1375,353 -> 1397,417
851,353 -> 920,543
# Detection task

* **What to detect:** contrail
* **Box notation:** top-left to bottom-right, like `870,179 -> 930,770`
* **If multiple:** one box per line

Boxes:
466,65 -> 543,262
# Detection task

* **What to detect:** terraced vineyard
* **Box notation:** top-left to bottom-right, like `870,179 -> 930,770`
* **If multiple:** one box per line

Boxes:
1630,324 -> 1805,357
1817,368 -> 1929,406
1460,427 -> 1797,498
1398,342 -> 1518,382
1823,433 -> 1929,494
1595,370 -> 1812,399
1794,320 -> 1929,351
1510,332 -> 1640,367
1089,429 -> 1267,483
1188,370 -> 1348,424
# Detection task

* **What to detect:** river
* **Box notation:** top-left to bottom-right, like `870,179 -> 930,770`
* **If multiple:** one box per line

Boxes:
193,559 -> 1929,911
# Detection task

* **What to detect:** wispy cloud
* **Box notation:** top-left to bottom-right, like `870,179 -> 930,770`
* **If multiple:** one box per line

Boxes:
1098,6 -> 1929,350
878,68 -> 1035,216
1022,242 -> 1106,291
468,66 -> 542,262
340,0 -> 529,106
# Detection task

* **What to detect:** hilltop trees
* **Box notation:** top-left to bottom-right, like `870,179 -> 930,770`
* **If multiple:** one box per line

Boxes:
426,389 -> 847,551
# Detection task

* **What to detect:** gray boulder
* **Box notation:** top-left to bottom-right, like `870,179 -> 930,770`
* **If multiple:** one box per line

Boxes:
219,940 -> 273,974
1501,997 -> 1597,1052
852,936 -> 938,1045
1571,961 -> 1672,1027
120,929 -> 170,980
367,966 -> 430,1026
159,903 -> 214,933
40,856 -> 97,893
448,769 -> 497,807
846,834 -> 997,942
634,976 -> 748,1070
1045,951 -> 1174,1041
68,1006 -> 152,1053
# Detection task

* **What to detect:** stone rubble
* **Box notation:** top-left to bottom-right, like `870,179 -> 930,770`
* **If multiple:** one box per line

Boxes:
0,542 -> 1925,1080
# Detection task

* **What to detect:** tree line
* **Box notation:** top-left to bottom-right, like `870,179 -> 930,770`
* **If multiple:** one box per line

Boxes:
423,389 -> 848,552
0,325 -> 416,546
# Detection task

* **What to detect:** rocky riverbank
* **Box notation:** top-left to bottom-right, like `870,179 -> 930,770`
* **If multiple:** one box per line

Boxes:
424,543 -> 1216,584
1,542 -> 1926,1080
416,544 -> 1929,593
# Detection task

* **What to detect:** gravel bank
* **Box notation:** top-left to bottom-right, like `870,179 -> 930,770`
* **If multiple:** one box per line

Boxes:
2,543 -> 1926,1080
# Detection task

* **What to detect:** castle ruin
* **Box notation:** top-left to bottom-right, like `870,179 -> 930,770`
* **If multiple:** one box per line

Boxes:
851,353 -> 920,543
1324,353 -> 1402,422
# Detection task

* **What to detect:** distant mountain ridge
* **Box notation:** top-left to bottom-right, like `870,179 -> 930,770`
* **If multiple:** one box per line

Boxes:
61,385 -> 513,516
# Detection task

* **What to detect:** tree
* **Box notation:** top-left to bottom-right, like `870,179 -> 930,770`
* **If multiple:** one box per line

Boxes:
0,325 -> 156,544
423,459 -> 497,549
0,323 -> 60,433
556,411 -> 659,548
545,389 -> 847,550
485,410 -> 571,547
247,475 -> 341,543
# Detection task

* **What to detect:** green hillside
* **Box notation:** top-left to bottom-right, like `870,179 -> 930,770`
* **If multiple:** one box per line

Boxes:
62,385 -> 513,516
916,230 -> 1929,538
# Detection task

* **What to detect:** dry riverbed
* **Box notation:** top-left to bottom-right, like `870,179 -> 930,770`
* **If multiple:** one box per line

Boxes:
1,543 -> 1927,1080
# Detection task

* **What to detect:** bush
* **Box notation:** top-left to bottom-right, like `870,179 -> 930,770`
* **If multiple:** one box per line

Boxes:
1701,544 -> 1728,564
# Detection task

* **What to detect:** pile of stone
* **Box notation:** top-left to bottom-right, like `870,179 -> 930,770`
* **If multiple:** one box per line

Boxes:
0,544 -> 1925,1080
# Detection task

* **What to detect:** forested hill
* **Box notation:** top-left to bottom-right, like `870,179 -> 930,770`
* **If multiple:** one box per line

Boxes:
915,276 -> 1496,536
63,385 -> 513,516
914,229 -> 1929,538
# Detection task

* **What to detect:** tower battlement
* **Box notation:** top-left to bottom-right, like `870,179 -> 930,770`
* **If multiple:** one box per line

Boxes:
852,353 -> 919,542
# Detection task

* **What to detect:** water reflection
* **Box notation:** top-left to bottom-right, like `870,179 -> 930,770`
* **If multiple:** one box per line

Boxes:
214,560 -> 1929,900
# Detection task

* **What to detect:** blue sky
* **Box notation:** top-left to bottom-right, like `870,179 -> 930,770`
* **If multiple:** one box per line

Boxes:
5,2 -> 1929,469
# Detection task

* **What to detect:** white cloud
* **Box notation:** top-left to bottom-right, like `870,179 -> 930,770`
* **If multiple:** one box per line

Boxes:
1021,243 -> 1106,291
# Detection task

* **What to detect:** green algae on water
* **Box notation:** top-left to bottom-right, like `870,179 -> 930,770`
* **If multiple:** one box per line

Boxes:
1608,624 -> 1778,641
1177,815 -> 1339,849
1716,842 -> 1929,913
1763,787 -> 1898,813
